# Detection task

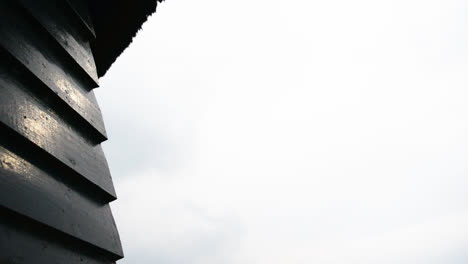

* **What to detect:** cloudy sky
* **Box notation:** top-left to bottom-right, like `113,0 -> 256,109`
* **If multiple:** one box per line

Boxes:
95,0 -> 468,263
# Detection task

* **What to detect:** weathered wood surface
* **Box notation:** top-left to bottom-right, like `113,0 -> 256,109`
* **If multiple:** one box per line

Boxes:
0,0 -> 107,140
19,0 -> 100,85
0,208 -> 117,264
0,0 -> 123,262
0,58 -> 117,200
0,144 -> 123,257
0,48 -> 106,144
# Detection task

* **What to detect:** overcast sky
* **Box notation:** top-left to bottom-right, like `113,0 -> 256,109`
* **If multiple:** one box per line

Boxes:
95,0 -> 468,263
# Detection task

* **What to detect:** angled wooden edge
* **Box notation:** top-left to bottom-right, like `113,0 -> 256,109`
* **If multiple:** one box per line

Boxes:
0,2 -> 108,140
0,72 -> 117,200
0,144 -> 123,257
0,120 -> 117,202
1,48 -> 107,144
18,0 -> 100,86
0,206 -> 120,263
0,53 -> 117,200
64,0 -> 96,39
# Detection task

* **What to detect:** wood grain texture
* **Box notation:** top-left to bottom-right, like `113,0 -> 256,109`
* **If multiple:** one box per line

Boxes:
0,144 -> 123,257
0,0 -> 107,139
0,47 -> 106,144
19,0 -> 99,85
0,0 -> 125,262
0,57 -> 117,200
0,207 -> 117,264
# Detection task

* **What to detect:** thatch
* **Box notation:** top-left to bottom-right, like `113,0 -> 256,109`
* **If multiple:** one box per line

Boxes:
88,0 -> 164,77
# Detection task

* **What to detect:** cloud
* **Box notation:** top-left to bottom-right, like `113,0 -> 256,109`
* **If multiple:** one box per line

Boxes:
111,168 -> 244,264
96,0 -> 468,263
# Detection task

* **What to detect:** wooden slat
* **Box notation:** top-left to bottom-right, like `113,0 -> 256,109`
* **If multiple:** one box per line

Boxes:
0,0 -> 124,262
19,0 -> 100,85
65,0 -> 96,38
0,57 -> 117,200
0,207 -> 118,264
0,47 -> 106,144
0,143 -> 123,257
0,0 -> 107,140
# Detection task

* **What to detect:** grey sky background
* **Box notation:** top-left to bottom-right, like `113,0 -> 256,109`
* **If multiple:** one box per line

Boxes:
95,0 -> 468,263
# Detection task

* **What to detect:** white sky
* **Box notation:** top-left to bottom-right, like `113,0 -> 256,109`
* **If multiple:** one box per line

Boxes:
96,0 -> 468,263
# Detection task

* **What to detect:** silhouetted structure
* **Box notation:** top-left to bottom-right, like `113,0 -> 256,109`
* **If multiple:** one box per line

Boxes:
0,0 -> 161,263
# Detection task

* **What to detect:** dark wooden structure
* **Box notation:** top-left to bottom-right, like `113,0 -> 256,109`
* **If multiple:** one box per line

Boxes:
0,0 -> 161,263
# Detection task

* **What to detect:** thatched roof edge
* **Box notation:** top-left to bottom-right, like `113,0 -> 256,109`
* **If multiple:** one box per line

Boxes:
88,0 -> 164,77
